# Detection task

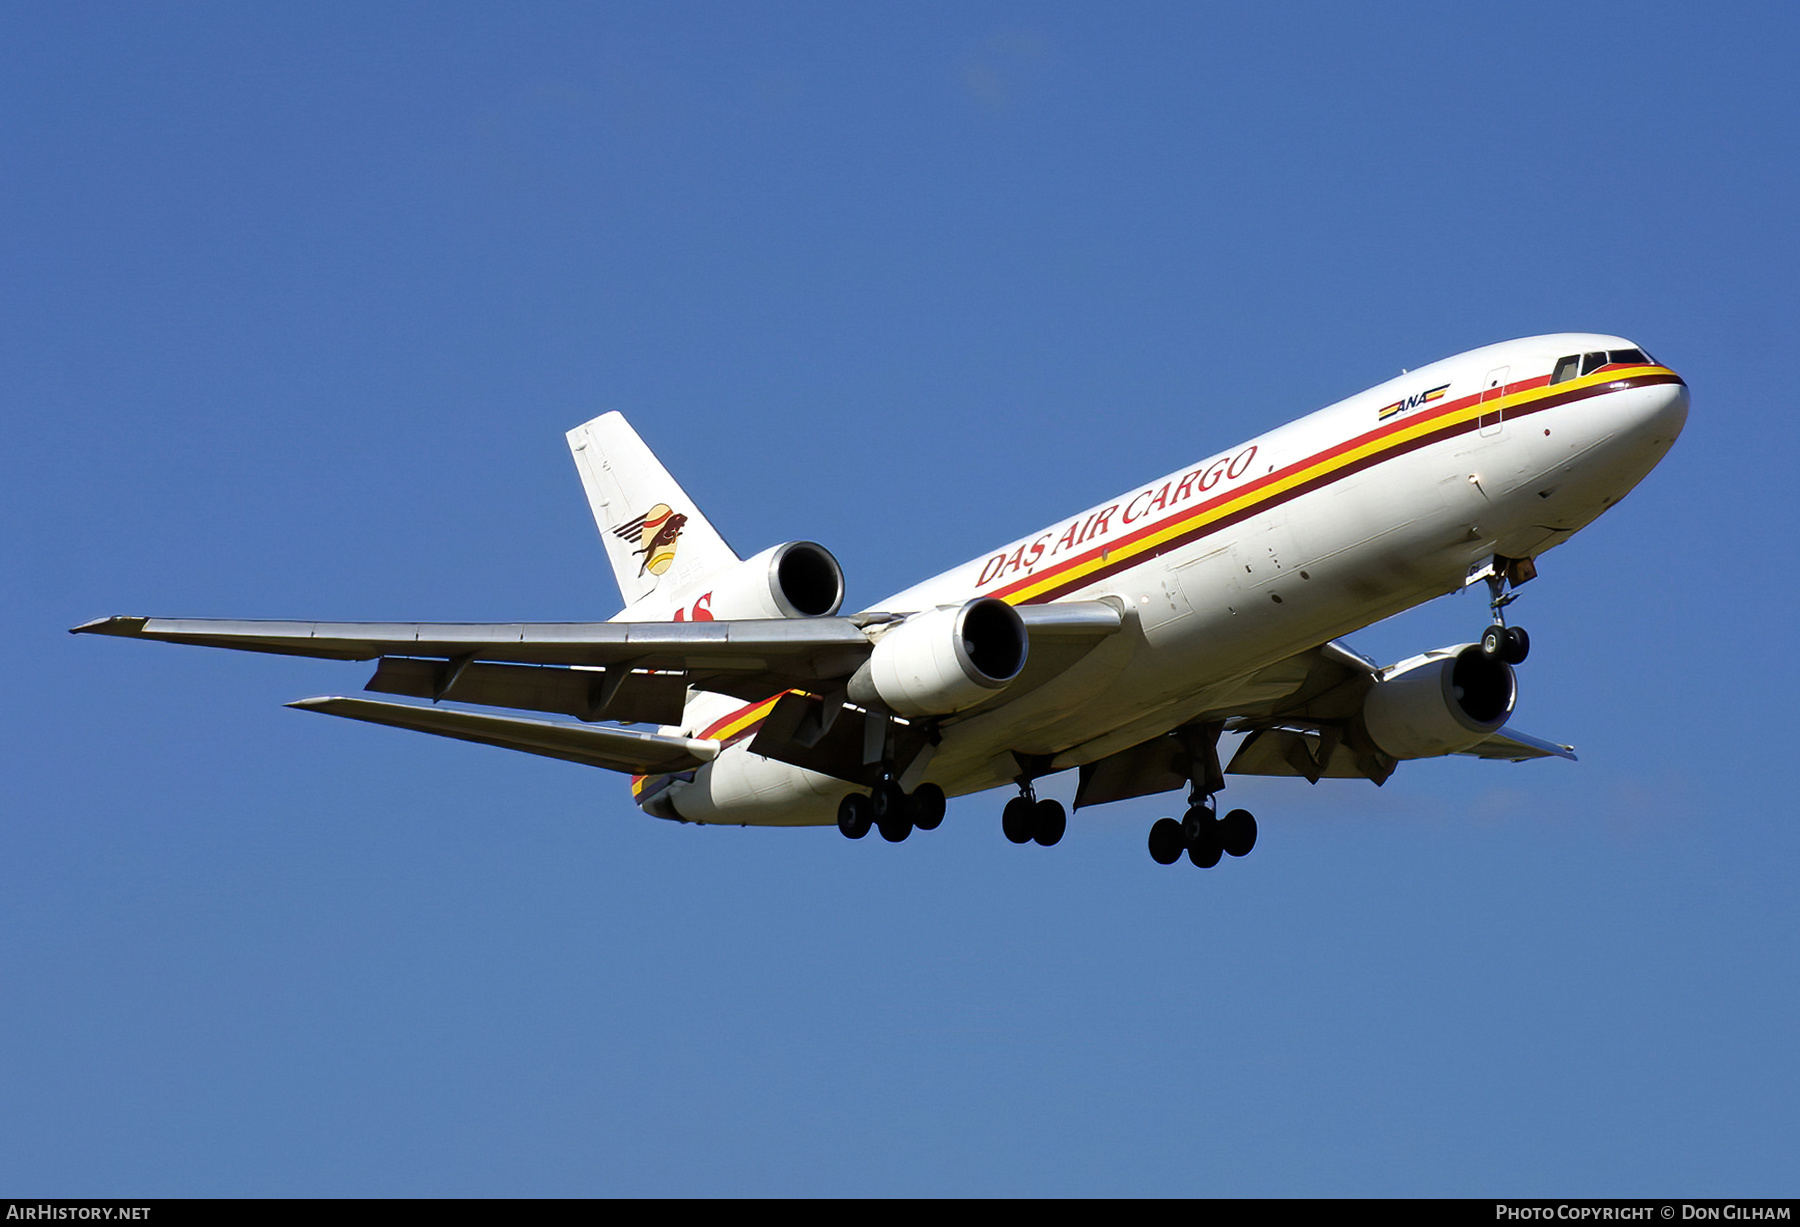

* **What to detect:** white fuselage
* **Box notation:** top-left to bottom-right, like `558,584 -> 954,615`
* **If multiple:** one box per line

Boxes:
659,334 -> 1689,825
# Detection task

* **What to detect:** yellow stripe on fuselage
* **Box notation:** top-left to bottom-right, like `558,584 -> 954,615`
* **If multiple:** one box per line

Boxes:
993,365 -> 1670,607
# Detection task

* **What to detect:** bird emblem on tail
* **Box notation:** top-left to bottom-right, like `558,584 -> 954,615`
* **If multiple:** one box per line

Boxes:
611,503 -> 688,577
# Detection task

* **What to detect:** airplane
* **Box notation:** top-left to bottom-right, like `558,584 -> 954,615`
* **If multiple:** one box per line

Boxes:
72,333 -> 1688,867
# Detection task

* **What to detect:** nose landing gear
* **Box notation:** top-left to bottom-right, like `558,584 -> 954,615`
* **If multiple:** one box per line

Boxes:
1479,555 -> 1535,665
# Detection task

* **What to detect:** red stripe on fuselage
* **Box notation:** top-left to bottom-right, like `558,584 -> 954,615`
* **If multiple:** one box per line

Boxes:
682,370 -> 1683,737
991,371 -> 1680,606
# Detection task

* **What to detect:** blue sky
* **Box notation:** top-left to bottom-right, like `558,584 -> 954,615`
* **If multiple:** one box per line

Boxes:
5,2 -> 1797,1196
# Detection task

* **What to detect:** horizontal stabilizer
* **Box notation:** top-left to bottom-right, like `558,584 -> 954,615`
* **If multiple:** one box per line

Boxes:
364,657 -> 688,726
288,696 -> 718,775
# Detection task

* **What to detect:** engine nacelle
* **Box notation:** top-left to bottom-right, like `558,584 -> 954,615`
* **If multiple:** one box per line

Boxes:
691,541 -> 845,621
849,598 -> 1028,717
1360,643 -> 1516,760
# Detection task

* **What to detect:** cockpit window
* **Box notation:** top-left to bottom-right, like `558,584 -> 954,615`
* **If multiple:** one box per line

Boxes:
1559,348 -> 1656,384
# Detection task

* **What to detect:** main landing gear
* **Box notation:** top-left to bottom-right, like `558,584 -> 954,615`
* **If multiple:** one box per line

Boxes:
1142,723 -> 1255,869
1479,555 -> 1534,665
1000,781 -> 1066,847
836,780 -> 946,843
1147,792 -> 1257,868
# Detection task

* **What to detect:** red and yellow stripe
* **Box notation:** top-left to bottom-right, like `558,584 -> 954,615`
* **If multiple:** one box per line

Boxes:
628,363 -> 1682,797
983,364 -> 1681,608
697,692 -> 790,744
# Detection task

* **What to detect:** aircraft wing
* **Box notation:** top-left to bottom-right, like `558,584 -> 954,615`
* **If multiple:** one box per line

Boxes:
71,613 -> 874,671
1455,726 -> 1576,762
73,602 -> 1125,751
73,614 -> 879,721
1076,638 -> 1574,805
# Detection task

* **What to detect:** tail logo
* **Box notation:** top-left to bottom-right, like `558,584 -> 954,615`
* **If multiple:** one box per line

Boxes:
612,503 -> 688,576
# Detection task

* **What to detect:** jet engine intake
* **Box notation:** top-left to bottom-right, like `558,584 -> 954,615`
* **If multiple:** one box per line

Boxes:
697,541 -> 845,620
1360,643 -> 1516,760
850,598 -> 1028,717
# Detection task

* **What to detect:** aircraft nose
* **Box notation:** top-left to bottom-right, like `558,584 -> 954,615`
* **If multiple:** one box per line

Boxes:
1597,364 -> 1688,464
1637,369 -> 1689,442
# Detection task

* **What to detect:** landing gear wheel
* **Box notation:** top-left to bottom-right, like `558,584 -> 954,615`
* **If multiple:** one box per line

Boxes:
1032,799 -> 1066,847
1001,796 -> 1036,844
1221,808 -> 1257,857
1181,802 -> 1214,844
870,782 -> 901,822
1187,826 -> 1223,868
837,793 -> 872,840
1148,817 -> 1185,865
1502,625 -> 1530,664
878,795 -> 915,843
1481,623 -> 1506,658
912,784 -> 946,831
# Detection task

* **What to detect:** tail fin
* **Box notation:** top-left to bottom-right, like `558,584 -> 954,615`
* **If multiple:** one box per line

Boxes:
567,412 -> 741,612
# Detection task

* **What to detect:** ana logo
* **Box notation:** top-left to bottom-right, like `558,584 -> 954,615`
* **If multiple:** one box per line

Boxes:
612,503 -> 688,576
1377,382 -> 1451,422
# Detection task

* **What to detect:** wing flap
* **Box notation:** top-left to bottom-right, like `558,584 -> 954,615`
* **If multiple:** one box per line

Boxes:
287,696 -> 717,775
1224,726 -> 1395,784
745,692 -> 937,787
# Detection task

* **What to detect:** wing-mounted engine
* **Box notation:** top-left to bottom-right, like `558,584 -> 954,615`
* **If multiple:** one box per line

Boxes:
1359,643 -> 1515,759
676,540 -> 846,621
848,598 -> 1028,717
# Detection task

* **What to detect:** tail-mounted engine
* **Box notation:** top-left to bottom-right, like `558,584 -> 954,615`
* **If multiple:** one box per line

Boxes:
849,598 -> 1028,717
1360,643 -> 1516,760
689,541 -> 846,621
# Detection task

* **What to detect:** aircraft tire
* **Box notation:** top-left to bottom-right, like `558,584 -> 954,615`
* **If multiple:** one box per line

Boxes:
1032,799 -> 1066,847
837,794 -> 872,840
913,784 -> 946,831
1148,818 -> 1185,865
871,782 -> 901,821
1181,804 -> 1213,843
1222,808 -> 1257,857
1502,625 -> 1530,664
878,807 -> 913,842
1002,796 -> 1035,844
1481,624 -> 1506,658
1187,821 -> 1223,868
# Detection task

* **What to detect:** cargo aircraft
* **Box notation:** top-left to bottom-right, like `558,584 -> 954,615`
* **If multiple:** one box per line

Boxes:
74,334 -> 1688,867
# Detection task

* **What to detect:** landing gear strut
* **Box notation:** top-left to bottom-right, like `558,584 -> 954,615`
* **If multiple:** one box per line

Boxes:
1001,780 -> 1066,847
1479,556 -> 1533,665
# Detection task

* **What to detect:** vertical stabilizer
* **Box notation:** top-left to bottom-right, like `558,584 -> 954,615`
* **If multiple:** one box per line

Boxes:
567,412 -> 741,611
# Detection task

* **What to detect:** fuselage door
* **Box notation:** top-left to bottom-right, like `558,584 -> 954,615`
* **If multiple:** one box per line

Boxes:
1477,366 -> 1510,437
